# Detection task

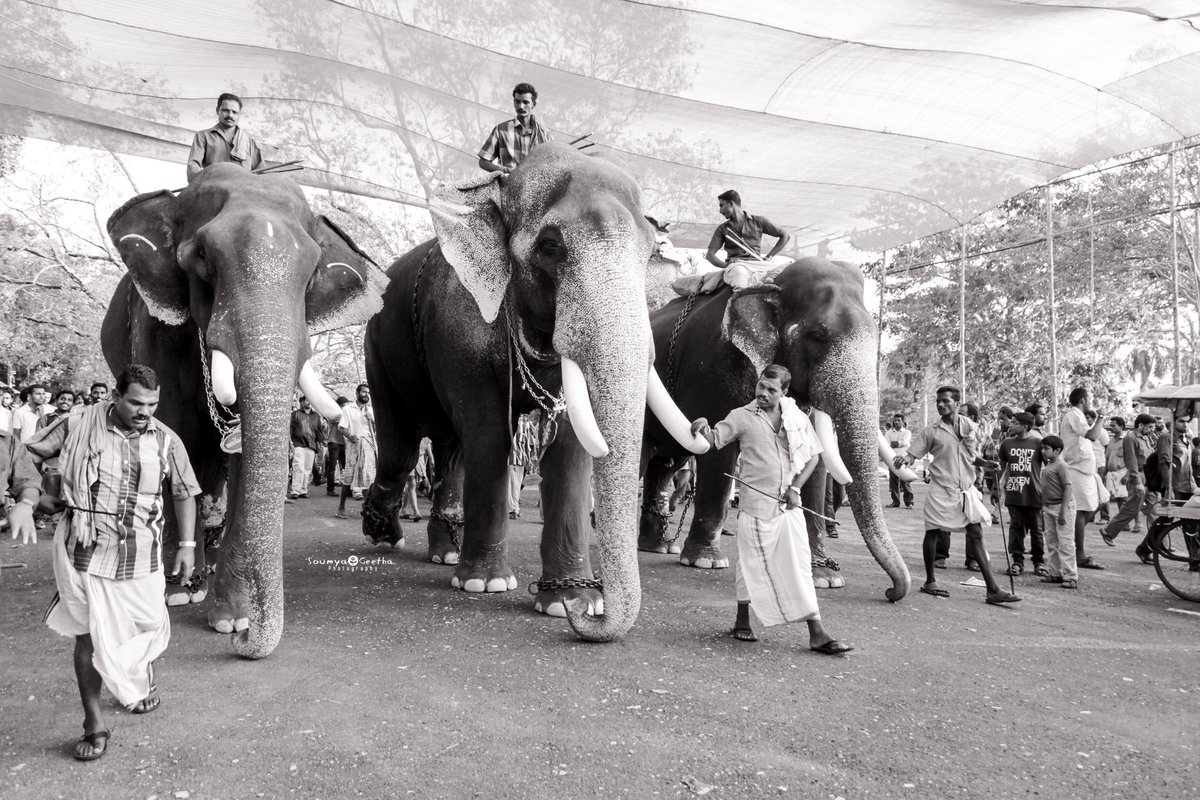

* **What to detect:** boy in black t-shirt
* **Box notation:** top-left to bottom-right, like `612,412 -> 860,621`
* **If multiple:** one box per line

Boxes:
998,412 -> 1046,576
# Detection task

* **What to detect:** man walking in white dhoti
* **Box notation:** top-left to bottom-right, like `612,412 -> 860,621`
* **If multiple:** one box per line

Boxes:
28,365 -> 200,761
895,386 -> 1021,605
690,365 -> 853,655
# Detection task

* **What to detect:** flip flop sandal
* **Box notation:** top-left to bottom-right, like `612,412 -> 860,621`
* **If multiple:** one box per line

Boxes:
985,592 -> 1022,605
130,694 -> 160,714
919,584 -> 950,598
73,730 -> 109,761
1006,563 -> 1024,576
810,640 -> 854,655
1078,559 -> 1105,570
1040,575 -> 1063,583
729,627 -> 758,642
1033,564 -> 1050,576
1060,580 -> 1079,589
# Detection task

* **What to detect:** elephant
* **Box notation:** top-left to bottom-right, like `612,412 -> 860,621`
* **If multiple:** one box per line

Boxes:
101,163 -> 386,658
360,142 -> 702,641
638,257 -> 912,602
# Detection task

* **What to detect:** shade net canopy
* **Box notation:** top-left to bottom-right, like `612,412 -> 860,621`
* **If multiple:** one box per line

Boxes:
4,0 -> 1200,253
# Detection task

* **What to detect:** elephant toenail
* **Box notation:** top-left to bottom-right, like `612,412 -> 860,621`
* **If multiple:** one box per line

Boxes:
212,620 -> 234,634
234,618 -> 250,632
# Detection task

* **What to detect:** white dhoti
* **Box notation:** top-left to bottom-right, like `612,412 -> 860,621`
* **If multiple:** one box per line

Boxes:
734,508 -> 820,627
922,483 -> 974,531
44,522 -> 169,708
1069,466 -> 1099,512
343,439 -> 377,492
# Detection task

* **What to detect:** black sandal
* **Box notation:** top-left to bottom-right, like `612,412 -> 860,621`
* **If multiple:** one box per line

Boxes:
810,640 -> 854,655
729,627 -> 758,642
73,730 -> 109,761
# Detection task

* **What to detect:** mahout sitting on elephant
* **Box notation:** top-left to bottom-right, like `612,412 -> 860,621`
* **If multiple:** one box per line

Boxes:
360,142 -> 704,641
102,164 -> 386,658
639,257 -> 913,601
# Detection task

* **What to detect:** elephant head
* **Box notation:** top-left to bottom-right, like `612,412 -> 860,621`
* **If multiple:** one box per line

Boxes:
429,142 -> 701,640
107,164 -> 387,657
722,257 -> 911,600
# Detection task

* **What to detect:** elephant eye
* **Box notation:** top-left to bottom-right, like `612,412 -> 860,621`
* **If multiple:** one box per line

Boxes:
537,239 -> 563,258
195,244 -> 206,262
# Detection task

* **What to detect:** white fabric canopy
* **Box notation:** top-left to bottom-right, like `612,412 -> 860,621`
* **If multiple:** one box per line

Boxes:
3,0 -> 1200,251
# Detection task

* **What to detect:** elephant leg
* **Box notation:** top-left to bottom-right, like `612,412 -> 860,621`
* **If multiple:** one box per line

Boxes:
361,346 -> 416,549
679,448 -> 737,569
207,454 -> 248,634
452,419 -> 517,593
425,439 -> 464,565
533,418 -> 602,617
638,454 -> 680,554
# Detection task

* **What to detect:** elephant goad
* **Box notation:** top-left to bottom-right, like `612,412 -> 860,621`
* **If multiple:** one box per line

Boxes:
361,142 -> 702,642
103,164 -> 387,658
640,257 -> 912,602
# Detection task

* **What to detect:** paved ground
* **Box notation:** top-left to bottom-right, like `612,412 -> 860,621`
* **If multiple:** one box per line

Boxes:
2,479 -> 1198,800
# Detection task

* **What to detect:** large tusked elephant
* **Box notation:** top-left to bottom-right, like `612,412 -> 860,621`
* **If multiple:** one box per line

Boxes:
361,142 -> 701,641
102,164 -> 386,658
639,257 -> 911,601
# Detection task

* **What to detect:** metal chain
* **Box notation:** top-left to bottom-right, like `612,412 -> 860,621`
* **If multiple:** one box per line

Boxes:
430,509 -> 462,549
196,326 -> 239,437
505,305 -> 565,420
664,290 -> 701,395
666,490 -> 693,546
812,556 -> 841,570
527,575 -> 604,595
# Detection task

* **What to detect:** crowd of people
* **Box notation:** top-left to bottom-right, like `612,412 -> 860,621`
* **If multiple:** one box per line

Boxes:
886,385 -> 1189,601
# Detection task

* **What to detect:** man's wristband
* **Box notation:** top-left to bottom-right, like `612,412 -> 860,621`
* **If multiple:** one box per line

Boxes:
16,497 -> 37,507
177,541 -> 196,548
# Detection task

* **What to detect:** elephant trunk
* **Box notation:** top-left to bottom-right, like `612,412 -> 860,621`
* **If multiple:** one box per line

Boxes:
812,331 -> 911,602
219,308 -> 302,658
559,253 -> 649,641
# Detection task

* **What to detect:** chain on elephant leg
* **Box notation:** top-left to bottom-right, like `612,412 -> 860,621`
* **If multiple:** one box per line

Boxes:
529,574 -> 604,618
812,556 -> 845,589
637,496 -> 674,554
427,509 -> 462,565
361,484 -> 405,549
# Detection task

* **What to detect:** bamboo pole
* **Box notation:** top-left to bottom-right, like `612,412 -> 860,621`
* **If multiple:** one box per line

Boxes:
1172,149 -> 1181,381
959,226 -> 967,394
1088,192 -> 1096,385
1046,185 -> 1058,430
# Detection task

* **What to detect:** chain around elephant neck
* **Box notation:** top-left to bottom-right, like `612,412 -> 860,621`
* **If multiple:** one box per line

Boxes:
505,304 -> 565,419
197,326 -> 240,438
665,289 -> 701,395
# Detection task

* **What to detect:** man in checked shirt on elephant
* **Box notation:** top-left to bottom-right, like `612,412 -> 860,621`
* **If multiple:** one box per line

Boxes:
27,364 -> 200,762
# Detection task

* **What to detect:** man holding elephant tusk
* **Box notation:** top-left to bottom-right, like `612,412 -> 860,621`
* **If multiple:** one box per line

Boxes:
689,364 -> 854,655
895,385 -> 1021,605
27,365 -> 200,761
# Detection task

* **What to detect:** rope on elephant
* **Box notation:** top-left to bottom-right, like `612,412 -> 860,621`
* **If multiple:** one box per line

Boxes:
665,290 -> 702,396
527,575 -> 604,595
410,243 -> 437,367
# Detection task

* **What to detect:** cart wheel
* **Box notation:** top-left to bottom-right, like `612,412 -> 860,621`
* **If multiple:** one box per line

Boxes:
1153,519 -> 1200,603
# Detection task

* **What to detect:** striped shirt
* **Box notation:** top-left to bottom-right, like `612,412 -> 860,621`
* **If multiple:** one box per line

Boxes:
29,409 -> 200,580
477,116 -> 553,170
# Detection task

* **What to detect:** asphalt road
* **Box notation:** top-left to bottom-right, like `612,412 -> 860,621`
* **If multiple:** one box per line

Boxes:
2,479 -> 1198,799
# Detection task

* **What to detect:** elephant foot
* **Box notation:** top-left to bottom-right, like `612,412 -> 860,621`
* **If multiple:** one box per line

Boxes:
166,572 -> 208,606
450,563 -> 518,593
360,485 -> 404,547
206,599 -> 250,635
678,541 -> 729,569
427,512 -> 463,566
531,579 -> 604,618
638,509 -> 678,555
812,558 -> 845,589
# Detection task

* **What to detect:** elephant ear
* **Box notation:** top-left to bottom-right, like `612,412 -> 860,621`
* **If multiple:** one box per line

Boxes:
107,190 -> 189,325
305,216 -> 389,334
721,285 -> 782,375
427,174 -> 509,323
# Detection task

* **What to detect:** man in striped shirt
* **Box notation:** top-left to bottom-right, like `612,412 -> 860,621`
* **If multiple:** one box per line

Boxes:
477,82 -> 553,177
28,364 -> 200,761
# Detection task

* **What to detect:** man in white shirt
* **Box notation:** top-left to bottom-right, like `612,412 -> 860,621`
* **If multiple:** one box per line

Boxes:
886,414 -> 914,509
11,385 -> 48,444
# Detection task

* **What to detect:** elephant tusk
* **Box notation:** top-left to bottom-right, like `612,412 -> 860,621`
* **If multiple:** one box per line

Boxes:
878,432 -> 920,482
561,357 -> 609,458
210,349 -> 237,406
810,408 -> 853,486
298,360 -> 343,424
646,367 -> 709,454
